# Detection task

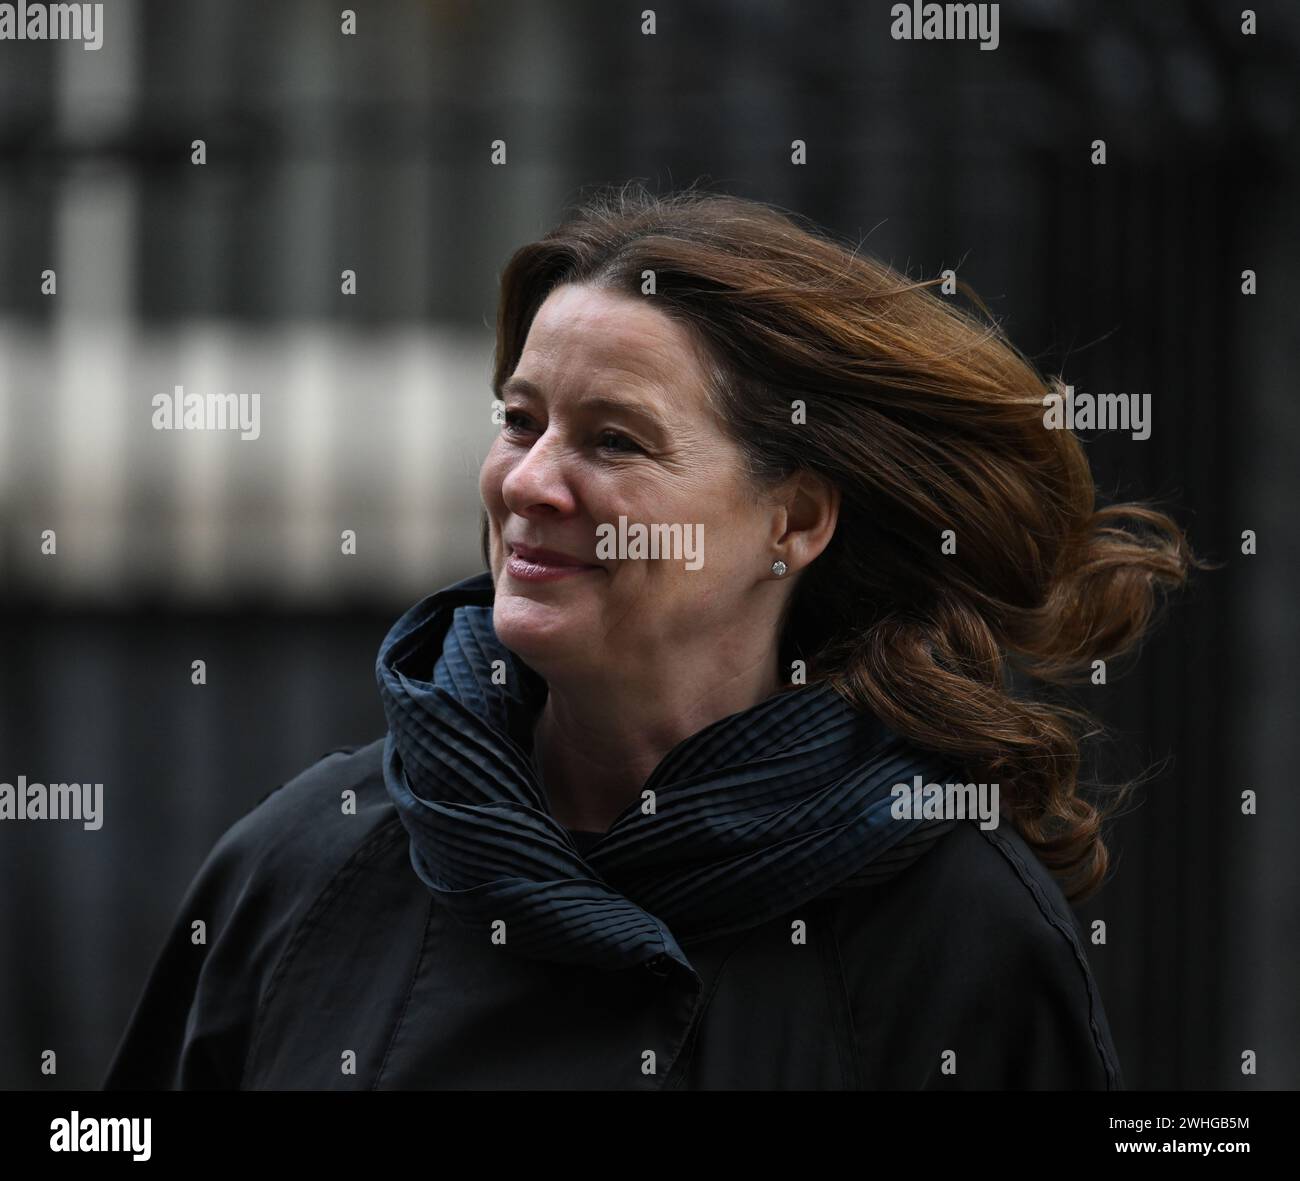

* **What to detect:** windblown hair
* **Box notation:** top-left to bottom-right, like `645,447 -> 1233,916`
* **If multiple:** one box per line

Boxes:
490,181 -> 1197,903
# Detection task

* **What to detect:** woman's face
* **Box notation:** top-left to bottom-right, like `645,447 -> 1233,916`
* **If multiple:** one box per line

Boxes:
479,283 -> 786,681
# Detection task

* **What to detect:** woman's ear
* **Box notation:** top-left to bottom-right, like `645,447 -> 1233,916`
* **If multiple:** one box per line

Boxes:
774,471 -> 840,571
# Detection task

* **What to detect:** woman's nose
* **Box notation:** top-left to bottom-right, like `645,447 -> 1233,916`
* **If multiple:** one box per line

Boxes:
500,433 -> 578,517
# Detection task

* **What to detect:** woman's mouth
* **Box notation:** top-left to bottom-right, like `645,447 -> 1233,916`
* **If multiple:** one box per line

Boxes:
504,543 -> 602,583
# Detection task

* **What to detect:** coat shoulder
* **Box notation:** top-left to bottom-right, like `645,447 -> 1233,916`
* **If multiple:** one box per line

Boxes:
227,738 -> 397,883
830,819 -> 1123,1089
197,737 -> 402,928
839,818 -> 1095,955
891,820 -> 1094,948
102,738 -> 402,1090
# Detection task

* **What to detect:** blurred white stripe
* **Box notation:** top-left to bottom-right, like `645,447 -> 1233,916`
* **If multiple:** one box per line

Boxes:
281,324 -> 337,595
52,174 -> 135,598
1,317 -> 496,604
44,0 -> 138,599
392,326 -> 491,589
172,321 -> 234,597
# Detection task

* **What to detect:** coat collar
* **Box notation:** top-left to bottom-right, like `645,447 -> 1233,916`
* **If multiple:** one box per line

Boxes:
376,571 -> 956,977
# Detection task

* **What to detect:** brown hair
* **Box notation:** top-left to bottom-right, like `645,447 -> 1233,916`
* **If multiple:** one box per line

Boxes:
490,181 -> 1198,903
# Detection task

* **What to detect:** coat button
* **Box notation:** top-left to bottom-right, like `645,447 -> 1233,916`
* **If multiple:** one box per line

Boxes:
646,953 -> 671,976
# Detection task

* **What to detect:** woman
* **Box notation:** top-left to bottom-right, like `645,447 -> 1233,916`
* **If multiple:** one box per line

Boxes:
104,185 -> 1193,1090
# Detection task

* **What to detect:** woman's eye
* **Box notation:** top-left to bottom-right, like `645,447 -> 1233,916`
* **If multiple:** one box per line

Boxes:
501,413 -> 640,455
597,430 -> 642,454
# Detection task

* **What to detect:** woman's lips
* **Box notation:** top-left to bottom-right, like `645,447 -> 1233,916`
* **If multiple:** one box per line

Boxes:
505,543 -> 602,583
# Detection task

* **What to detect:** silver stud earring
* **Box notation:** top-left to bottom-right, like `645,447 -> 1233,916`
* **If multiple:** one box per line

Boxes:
771,559 -> 787,577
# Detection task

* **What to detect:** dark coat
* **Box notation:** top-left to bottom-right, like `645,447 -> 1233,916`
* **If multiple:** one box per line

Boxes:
102,742 -> 1122,1090
103,578 -> 1123,1092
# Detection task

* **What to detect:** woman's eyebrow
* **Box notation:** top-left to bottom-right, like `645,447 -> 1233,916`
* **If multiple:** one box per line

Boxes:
578,395 -> 667,432
499,376 -> 543,399
499,378 -> 667,433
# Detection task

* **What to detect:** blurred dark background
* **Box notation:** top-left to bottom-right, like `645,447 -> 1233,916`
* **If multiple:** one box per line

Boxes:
1,0 -> 1297,1090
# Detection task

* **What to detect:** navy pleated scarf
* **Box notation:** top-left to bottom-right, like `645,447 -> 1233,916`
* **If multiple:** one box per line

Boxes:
376,571 -> 958,976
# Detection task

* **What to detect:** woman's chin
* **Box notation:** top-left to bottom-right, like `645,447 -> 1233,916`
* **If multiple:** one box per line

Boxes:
492,595 -> 588,665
